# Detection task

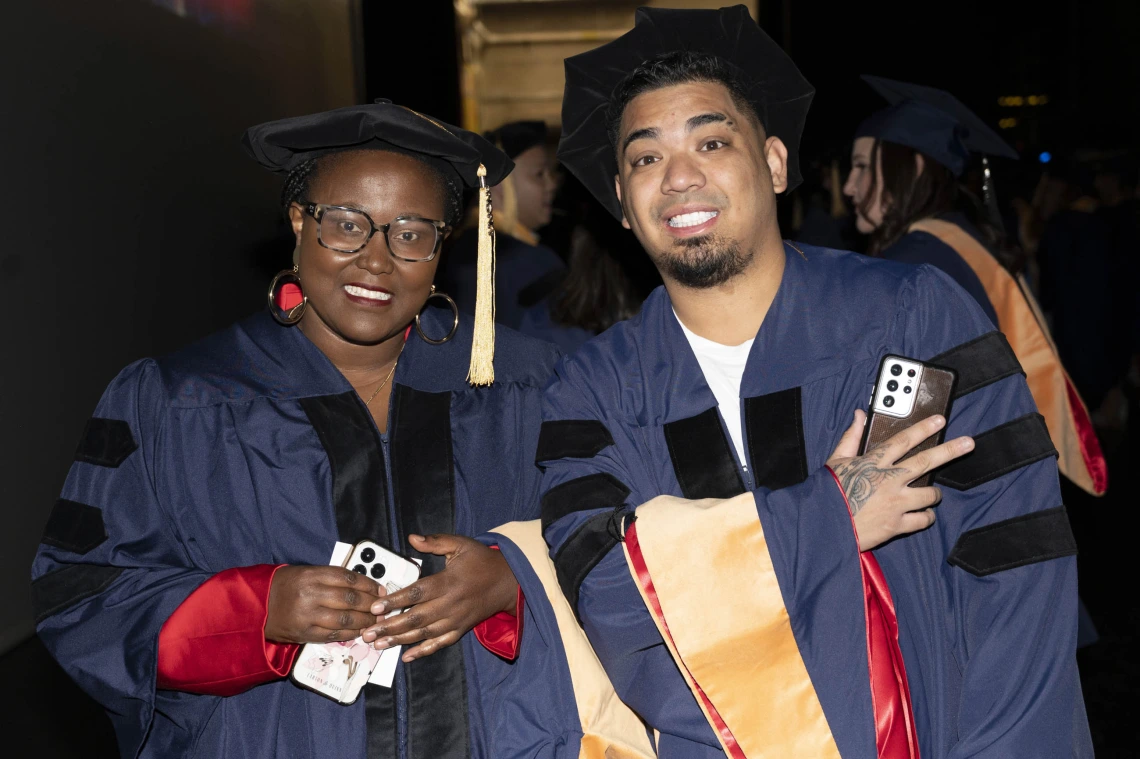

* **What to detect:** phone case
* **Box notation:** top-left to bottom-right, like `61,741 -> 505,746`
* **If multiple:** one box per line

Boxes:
859,356 -> 957,487
290,540 -> 421,704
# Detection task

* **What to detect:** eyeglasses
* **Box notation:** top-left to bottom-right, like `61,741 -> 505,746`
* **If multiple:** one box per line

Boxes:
301,202 -> 448,262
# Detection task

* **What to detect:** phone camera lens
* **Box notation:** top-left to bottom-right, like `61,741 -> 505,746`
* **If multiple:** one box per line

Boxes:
887,380 -> 899,392
360,547 -> 375,563
907,369 -> 916,377
890,364 -> 902,376
883,395 -> 895,408
370,563 -> 386,579
904,386 -> 912,394
353,564 -> 367,575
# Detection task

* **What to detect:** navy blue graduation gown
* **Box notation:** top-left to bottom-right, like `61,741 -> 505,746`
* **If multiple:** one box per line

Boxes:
881,212 -> 999,327
30,307 -> 561,759
518,299 -> 596,355
538,243 -> 1092,758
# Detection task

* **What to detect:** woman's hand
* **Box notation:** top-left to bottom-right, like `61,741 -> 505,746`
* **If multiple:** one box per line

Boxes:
360,534 -> 518,662
265,566 -> 382,644
827,410 -> 975,551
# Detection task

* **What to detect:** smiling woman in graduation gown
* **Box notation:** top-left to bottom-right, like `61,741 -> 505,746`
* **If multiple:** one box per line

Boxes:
844,77 -> 1107,498
28,103 -> 574,759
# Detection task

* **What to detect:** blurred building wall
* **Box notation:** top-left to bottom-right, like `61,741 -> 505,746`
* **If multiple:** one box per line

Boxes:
456,0 -> 761,133
0,0 -> 363,654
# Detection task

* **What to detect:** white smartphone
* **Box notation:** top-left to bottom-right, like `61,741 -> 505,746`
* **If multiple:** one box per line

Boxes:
290,540 -> 421,704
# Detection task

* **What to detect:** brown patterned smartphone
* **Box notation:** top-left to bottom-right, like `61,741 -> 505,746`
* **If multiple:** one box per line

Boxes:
859,355 -> 958,487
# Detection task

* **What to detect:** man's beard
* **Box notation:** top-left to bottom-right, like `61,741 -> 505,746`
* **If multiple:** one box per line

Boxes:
658,234 -> 753,289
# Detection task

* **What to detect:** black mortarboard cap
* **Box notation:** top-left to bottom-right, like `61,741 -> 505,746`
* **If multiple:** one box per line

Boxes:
558,5 -> 815,220
242,99 -> 513,190
855,76 -> 1018,177
485,120 -> 549,160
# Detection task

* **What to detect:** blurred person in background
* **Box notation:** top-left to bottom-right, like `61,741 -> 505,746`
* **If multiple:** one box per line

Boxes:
1036,154 -> 1135,425
845,77 -> 1107,500
440,120 -> 564,329
518,195 -> 660,353
790,150 -> 857,251
29,102 -> 570,759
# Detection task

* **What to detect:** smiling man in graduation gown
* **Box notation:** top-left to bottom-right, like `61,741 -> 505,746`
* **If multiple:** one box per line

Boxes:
480,6 -> 1093,759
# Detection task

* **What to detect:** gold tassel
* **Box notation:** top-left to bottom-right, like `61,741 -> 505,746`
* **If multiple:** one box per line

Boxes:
467,164 -> 496,386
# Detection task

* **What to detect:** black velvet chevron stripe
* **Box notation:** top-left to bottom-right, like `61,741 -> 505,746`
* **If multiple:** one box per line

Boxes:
553,510 -> 622,623
74,417 -> 137,468
299,392 -> 392,550
535,420 -> 616,464
948,506 -> 1076,576
664,407 -> 744,499
745,387 -> 809,490
935,413 -> 1057,490
541,473 -> 632,532
389,384 -> 470,759
931,331 -> 1024,399
41,499 -> 108,555
31,564 -> 123,623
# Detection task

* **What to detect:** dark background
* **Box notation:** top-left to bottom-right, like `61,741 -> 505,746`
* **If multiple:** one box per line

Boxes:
2,0 -> 1136,755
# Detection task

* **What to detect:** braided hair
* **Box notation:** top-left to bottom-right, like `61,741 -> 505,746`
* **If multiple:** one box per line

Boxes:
280,150 -> 465,228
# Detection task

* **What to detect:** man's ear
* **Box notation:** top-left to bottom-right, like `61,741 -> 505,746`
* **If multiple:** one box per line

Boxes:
914,152 -> 926,177
765,136 -> 790,194
614,174 -> 631,229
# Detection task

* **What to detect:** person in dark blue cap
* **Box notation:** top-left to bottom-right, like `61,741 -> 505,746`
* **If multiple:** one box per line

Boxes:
842,75 -> 1015,324
845,77 -> 1108,499
439,120 -> 565,330
475,6 -> 1091,759
29,99 -> 589,759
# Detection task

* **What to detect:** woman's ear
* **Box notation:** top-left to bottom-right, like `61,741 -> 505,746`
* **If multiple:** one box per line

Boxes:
288,202 -> 305,245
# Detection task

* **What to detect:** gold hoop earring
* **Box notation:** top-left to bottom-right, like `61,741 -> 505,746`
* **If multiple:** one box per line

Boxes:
415,285 -> 459,345
268,264 -> 307,325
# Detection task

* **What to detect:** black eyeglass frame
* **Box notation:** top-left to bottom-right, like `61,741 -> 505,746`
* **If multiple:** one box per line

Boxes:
301,202 -> 449,262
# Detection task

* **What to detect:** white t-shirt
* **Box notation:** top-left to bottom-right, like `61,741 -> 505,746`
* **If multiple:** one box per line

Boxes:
675,314 -> 754,469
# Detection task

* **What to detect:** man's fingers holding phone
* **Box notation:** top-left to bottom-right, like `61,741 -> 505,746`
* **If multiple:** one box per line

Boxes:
828,414 -> 973,551
876,414 -> 949,464
898,436 -> 974,484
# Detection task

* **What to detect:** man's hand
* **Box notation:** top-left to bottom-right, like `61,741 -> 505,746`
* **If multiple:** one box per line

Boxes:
264,566 -> 381,644
360,534 -> 518,663
827,410 -> 975,551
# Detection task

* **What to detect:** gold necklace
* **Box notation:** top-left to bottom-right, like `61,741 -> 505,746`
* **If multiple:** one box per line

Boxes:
364,344 -> 404,405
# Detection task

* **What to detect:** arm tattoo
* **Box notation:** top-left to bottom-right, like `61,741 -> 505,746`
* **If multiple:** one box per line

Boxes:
833,448 -> 907,515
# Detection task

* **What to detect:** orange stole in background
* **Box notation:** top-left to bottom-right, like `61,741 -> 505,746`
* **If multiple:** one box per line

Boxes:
622,493 -> 842,759
909,219 -> 1108,496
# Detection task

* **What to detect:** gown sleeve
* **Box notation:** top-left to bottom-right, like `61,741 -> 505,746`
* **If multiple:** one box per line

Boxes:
895,265 -> 1091,757
472,374 -> 554,660
156,563 -> 300,695
31,360 -> 221,755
